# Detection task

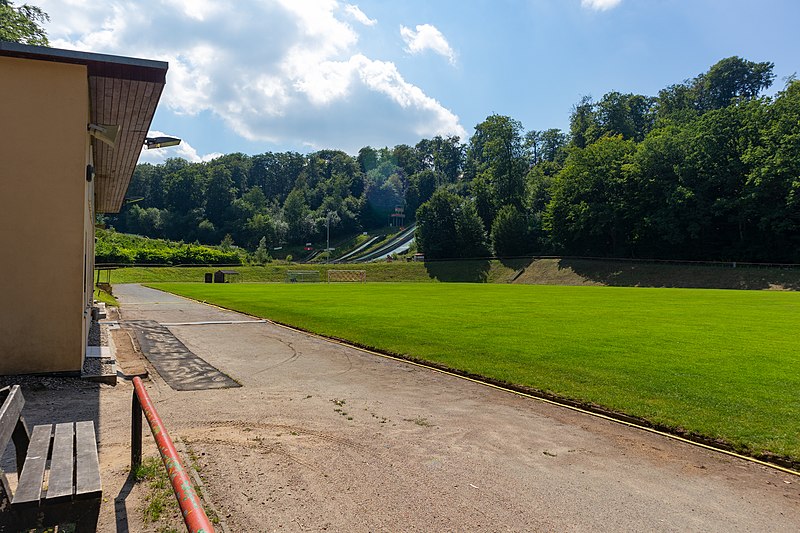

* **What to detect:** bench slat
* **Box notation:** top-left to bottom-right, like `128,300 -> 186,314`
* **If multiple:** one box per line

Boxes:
12,424 -> 52,506
0,385 -> 24,451
46,422 -> 75,501
75,421 -> 102,498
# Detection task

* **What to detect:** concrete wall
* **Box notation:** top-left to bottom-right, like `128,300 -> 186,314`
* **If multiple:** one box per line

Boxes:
0,56 -> 90,374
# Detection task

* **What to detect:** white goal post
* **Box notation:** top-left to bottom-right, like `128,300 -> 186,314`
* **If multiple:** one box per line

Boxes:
286,270 -> 321,283
327,269 -> 367,283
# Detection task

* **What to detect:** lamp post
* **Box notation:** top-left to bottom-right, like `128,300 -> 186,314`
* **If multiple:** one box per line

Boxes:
326,211 -> 333,264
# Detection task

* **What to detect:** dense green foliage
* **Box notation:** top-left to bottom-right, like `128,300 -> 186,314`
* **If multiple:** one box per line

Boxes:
95,228 -> 241,265
0,1 -> 49,45
431,57 -> 798,262
112,56 -> 799,263
154,282 -> 800,461
109,139 -> 463,252
415,190 -> 488,259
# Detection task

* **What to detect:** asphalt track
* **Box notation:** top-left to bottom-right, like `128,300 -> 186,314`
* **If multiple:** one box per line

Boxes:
114,284 -> 800,532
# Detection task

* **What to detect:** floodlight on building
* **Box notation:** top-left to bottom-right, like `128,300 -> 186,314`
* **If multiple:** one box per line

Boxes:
123,196 -> 144,205
88,123 -> 121,148
144,136 -> 181,149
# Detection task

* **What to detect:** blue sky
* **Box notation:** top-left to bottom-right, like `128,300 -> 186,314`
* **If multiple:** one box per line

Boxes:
38,0 -> 800,163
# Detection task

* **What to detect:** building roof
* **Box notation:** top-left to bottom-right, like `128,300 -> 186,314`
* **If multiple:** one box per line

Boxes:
0,42 -> 168,213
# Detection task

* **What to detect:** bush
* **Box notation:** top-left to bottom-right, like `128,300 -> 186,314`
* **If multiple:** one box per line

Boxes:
95,229 -> 241,265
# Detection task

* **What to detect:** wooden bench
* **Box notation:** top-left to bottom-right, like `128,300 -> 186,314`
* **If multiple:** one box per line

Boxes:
0,385 -> 102,532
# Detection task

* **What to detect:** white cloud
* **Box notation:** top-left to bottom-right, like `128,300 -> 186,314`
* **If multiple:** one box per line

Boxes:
38,0 -> 465,154
138,131 -> 222,164
344,4 -> 377,26
167,0 -> 223,22
400,23 -> 456,65
581,0 -> 623,11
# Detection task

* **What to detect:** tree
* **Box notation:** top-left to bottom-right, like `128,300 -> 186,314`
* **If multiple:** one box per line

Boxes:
470,174 -> 495,232
569,96 -> 596,149
0,1 -> 49,45
695,56 -> 775,111
416,190 -> 488,259
466,115 -> 528,225
405,169 -> 438,217
594,92 -> 657,142
357,146 -> 379,173
491,204 -> 528,257
211,153 -> 251,192
392,144 -> 420,178
283,189 -> 310,243
205,166 -> 235,229
219,234 -> 235,252
416,136 -> 464,184
253,236 -> 271,264
539,129 -> 568,164
657,57 -> 775,119
743,80 -> 800,261
569,93 -> 656,145
454,200 -> 490,258
526,129 -> 568,165
164,167 -> 204,213
545,136 -> 637,256
250,151 -> 304,203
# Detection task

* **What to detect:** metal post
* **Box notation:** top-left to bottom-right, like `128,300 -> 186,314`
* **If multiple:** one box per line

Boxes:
131,377 -> 215,533
326,211 -> 333,264
131,390 -> 142,470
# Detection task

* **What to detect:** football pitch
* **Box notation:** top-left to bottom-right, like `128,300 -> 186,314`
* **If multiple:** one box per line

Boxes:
152,282 -> 800,462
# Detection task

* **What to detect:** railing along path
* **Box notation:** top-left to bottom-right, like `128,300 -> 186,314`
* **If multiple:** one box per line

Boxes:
131,376 -> 215,533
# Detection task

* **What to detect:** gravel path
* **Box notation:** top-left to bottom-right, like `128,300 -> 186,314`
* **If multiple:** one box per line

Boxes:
110,283 -> 800,532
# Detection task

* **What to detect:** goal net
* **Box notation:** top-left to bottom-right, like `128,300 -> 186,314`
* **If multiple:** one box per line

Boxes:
286,270 -> 321,283
327,269 -> 367,283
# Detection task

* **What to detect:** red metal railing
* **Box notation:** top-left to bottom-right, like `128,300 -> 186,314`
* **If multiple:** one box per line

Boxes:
131,376 -> 215,533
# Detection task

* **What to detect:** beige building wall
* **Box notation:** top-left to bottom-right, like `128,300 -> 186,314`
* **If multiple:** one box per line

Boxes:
0,56 -> 90,374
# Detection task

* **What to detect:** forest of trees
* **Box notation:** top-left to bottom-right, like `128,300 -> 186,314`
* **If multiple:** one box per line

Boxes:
110,138 -> 463,251
109,56 -> 800,263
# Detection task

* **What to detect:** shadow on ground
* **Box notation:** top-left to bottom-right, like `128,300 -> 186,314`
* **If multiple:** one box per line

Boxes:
560,259 -> 800,290
424,259 -> 492,282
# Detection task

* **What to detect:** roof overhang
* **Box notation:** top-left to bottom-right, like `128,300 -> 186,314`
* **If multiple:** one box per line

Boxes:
0,42 -> 169,213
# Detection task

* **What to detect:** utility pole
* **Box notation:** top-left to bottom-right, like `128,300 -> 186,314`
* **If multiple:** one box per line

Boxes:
326,211 -> 332,264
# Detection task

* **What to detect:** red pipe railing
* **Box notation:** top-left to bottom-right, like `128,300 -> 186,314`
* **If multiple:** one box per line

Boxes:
131,376 -> 215,533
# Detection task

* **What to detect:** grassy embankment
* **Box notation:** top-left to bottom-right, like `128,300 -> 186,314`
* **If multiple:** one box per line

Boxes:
109,257 -> 800,290
152,282 -> 800,464
107,260 -> 517,284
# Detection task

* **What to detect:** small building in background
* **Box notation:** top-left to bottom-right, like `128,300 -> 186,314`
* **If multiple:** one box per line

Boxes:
0,42 -> 168,375
214,270 -> 241,283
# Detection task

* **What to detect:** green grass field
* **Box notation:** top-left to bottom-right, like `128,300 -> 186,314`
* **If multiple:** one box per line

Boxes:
151,282 -> 800,462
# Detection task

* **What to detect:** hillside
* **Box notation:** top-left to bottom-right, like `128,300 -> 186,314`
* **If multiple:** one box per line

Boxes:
105,256 -> 800,290
512,258 -> 800,291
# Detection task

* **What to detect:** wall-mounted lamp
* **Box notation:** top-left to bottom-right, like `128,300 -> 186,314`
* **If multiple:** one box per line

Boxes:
144,136 -> 181,149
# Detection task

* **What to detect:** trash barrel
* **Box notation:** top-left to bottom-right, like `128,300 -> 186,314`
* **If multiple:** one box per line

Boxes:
204,273 -> 213,283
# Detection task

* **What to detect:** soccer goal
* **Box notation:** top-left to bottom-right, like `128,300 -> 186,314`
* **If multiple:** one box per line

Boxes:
327,269 -> 367,283
286,270 -> 321,283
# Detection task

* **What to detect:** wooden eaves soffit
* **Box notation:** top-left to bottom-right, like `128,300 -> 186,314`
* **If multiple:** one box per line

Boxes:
0,42 -> 168,213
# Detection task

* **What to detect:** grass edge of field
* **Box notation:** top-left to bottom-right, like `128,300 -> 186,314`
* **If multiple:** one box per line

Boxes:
146,282 -> 800,471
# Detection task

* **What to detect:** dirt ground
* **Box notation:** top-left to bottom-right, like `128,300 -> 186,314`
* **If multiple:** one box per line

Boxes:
5,283 -> 800,532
